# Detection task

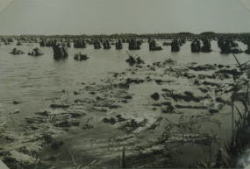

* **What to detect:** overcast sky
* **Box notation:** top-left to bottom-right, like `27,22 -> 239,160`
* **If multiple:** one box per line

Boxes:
0,0 -> 250,35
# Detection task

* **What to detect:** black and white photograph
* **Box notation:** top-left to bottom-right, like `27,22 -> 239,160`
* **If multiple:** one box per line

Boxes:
1,0 -> 250,168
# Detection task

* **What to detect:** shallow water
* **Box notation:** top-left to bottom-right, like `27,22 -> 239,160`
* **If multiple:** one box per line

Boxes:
0,41 -> 247,122
0,41 -> 247,103
0,40 -> 249,168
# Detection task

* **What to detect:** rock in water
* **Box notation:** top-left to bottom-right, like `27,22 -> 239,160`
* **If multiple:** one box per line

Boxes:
149,40 -> 162,51
201,39 -> 212,52
74,52 -> 89,61
128,39 -> 141,50
52,43 -> 68,60
115,40 -> 123,50
73,39 -> 86,48
245,43 -> 250,54
126,55 -> 136,66
10,48 -> 24,55
171,39 -> 180,52
28,48 -> 43,56
93,40 -> 101,49
191,39 -> 201,53
126,55 -> 144,66
151,92 -> 160,101
102,40 -> 111,49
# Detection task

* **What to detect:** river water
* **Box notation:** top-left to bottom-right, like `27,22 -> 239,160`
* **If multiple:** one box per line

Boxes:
0,41 -> 247,107
0,40 -> 249,168
0,41 -> 248,122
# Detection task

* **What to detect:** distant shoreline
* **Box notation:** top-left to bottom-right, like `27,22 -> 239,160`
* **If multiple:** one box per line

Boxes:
0,32 -> 250,38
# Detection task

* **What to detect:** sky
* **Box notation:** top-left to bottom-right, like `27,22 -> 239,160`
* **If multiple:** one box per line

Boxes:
0,0 -> 250,35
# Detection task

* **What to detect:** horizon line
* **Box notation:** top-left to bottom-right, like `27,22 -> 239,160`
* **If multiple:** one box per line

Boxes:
0,31 -> 250,37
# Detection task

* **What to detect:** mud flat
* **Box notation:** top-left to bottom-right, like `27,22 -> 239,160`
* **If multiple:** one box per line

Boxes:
0,39 -> 249,169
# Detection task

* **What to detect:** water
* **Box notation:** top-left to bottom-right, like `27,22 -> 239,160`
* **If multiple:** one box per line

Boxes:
0,41 -> 248,120
0,40 -> 249,167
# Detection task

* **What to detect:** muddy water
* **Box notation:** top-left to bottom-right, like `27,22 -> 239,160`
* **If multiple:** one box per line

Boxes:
0,41 -> 249,168
0,41 -> 247,110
